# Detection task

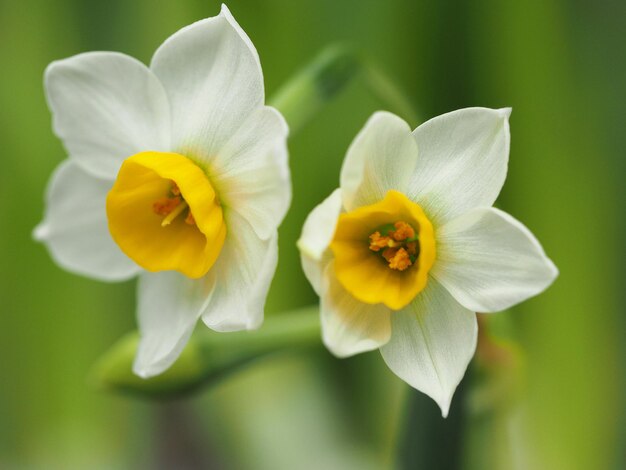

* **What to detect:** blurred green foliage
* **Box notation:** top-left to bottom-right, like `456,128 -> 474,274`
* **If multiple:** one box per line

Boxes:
0,0 -> 623,469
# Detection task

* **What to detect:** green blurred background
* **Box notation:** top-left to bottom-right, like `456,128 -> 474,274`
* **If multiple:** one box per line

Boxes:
0,0 -> 624,468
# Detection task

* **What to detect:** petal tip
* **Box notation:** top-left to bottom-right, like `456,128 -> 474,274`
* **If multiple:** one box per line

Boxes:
132,350 -> 172,379
202,314 -> 248,333
264,105 -> 290,137
439,400 -> 451,418
217,3 -> 258,59
246,316 -> 264,331
545,257 -> 560,283
430,389 -> 454,418
421,385 -> 454,418
43,60 -> 58,81
370,109 -> 395,119
219,4 -> 233,20
43,57 -> 71,81
296,238 -> 320,261
323,338 -> 353,359
131,361 -> 155,379
498,107 -> 512,119
369,110 -> 411,130
32,223 -> 49,241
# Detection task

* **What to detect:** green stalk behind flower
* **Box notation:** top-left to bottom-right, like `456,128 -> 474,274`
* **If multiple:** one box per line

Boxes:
270,45 -> 419,134
92,306 -> 320,398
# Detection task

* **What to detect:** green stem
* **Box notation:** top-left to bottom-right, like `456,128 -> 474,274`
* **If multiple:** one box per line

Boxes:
396,382 -> 468,470
461,315 -> 526,470
362,62 -> 420,127
268,46 -> 360,135
269,45 -> 418,134
92,305 -> 320,399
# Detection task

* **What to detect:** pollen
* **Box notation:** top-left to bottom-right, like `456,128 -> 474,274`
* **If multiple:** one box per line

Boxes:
152,182 -> 196,227
369,231 -> 390,252
386,247 -> 412,271
392,221 -> 415,241
368,220 -> 418,271
153,196 -> 181,216
185,211 -> 195,225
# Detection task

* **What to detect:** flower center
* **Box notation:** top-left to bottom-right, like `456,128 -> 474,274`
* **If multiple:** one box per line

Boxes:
152,183 -> 196,227
368,221 -> 419,271
330,190 -> 436,310
106,151 -> 226,279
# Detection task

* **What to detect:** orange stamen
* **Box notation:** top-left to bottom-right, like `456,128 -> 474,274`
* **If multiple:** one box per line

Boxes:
153,182 -> 197,226
185,211 -> 196,225
392,221 -> 415,241
369,231 -> 391,252
153,196 -> 181,216
388,248 -> 412,271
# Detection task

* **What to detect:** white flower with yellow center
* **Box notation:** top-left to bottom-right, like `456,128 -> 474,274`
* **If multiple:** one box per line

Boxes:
34,5 -> 290,378
298,108 -> 558,416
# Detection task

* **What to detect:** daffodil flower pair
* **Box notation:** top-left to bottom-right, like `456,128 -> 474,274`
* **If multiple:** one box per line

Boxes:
36,5 -> 557,414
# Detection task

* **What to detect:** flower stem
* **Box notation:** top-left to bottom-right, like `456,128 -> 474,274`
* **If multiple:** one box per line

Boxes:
268,45 -> 360,135
362,62 -> 420,127
91,305 -> 321,398
395,381 -> 468,470
269,45 -> 418,135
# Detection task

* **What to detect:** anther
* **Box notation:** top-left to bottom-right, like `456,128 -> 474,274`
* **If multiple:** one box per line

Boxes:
369,231 -> 390,251
184,210 -> 195,225
153,196 -> 181,216
388,248 -> 411,271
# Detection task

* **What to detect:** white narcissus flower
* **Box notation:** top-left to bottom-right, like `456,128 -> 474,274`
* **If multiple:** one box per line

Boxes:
34,5 -> 290,378
298,108 -> 558,416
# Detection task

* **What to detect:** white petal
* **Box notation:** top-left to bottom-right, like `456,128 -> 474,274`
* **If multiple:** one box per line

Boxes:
297,189 -> 344,295
33,160 -> 140,282
298,188 -> 343,261
45,52 -> 170,179
380,279 -> 477,417
340,111 -> 418,211
201,211 -> 277,332
320,262 -> 392,357
432,207 -> 558,313
301,252 -> 332,298
209,106 -> 290,240
406,107 -> 511,225
134,271 -> 212,378
150,5 -> 264,164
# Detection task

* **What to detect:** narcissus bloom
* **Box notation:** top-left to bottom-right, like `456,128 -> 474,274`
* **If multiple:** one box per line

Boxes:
35,5 -> 290,377
298,108 -> 557,416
